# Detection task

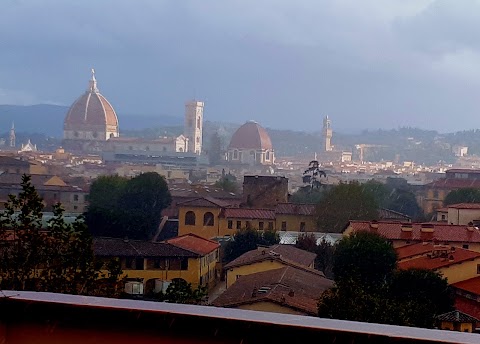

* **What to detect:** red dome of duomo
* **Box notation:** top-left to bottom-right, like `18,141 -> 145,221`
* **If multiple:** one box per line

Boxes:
228,121 -> 272,150
64,69 -> 119,141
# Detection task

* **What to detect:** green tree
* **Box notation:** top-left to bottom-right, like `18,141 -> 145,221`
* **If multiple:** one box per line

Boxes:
0,175 -> 110,295
333,231 -> 397,290
160,278 -> 207,304
315,182 -> 379,233
389,269 -> 453,328
214,173 -> 238,193
444,188 -> 480,206
318,232 -> 454,328
223,228 -> 280,263
295,234 -> 335,278
290,186 -> 324,204
86,172 -> 171,240
207,131 -> 224,166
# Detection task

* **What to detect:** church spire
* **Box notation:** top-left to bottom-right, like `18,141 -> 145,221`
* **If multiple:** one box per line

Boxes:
88,68 -> 98,93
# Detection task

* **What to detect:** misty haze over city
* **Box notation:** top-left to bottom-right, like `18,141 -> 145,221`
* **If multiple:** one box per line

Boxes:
1,0 -> 479,133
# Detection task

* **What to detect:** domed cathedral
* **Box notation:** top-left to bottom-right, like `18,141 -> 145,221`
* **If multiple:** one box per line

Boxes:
63,69 -> 119,151
227,121 -> 275,166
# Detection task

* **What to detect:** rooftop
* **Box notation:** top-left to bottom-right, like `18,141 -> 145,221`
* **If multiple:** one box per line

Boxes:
165,233 -> 219,256
452,276 -> 480,296
212,266 -> 333,315
436,310 -> 478,323
224,244 -> 316,270
397,247 -> 480,270
347,221 -> 480,244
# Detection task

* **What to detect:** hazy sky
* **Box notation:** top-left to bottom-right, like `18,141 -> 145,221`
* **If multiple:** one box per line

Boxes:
1,0 -> 480,132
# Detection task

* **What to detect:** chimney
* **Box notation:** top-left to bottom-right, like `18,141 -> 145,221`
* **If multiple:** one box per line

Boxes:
401,223 -> 413,232
467,222 -> 475,232
288,289 -> 295,297
370,221 -> 379,230
420,224 -> 434,233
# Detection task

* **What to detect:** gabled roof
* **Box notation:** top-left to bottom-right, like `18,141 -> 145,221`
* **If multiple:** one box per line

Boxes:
452,276 -> 480,296
166,233 -> 219,256
397,247 -> 480,270
212,266 -> 333,315
224,245 -> 316,270
378,208 -> 411,221
396,242 -> 445,261
221,208 -> 275,220
427,178 -> 480,189
275,203 -> 316,216
447,203 -> 480,210
436,310 -> 478,323
93,237 -> 198,258
347,221 -> 480,244
177,197 -> 231,208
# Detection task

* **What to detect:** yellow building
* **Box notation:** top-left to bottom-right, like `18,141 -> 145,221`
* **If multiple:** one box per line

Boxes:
436,310 -> 478,333
397,243 -> 480,284
94,234 -> 220,293
223,245 -> 316,288
178,197 -> 318,240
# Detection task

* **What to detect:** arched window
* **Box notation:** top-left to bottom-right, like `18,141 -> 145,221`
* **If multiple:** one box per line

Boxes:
197,117 -> 201,129
185,211 -> 196,226
203,212 -> 214,226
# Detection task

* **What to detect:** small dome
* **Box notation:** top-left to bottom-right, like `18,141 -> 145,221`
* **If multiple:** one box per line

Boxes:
64,69 -> 118,132
228,121 -> 272,150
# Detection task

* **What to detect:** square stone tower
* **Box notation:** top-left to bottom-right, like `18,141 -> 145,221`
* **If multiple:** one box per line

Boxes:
184,100 -> 204,155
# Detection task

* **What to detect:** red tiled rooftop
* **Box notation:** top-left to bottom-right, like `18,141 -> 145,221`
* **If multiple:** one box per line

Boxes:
224,245 -> 316,270
396,242 -> 443,261
398,248 -> 480,270
166,233 -> 219,256
275,203 -> 316,216
428,178 -> 480,189
348,221 -> 480,244
222,208 -> 275,220
447,203 -> 480,210
452,276 -> 480,295
212,266 -> 333,315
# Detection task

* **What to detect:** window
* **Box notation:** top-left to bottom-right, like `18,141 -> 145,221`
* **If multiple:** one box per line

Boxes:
228,220 -> 233,229
463,244 -> 470,249
266,150 -> 270,160
197,117 -> 201,128
125,257 -> 134,269
73,205 -> 78,210
246,221 -> 251,229
477,264 -> 480,274
53,193 -> 57,200
300,222 -> 306,232
259,222 -> 264,230
153,258 -> 166,269
73,194 -> 79,201
185,211 -> 196,225
441,214 -> 446,220
203,212 -> 214,226
196,136 -> 200,143
281,221 -> 287,231
167,171 -> 172,178
233,150 -> 238,159
163,146 -> 167,152
236,221 -> 242,229
268,222 -> 274,230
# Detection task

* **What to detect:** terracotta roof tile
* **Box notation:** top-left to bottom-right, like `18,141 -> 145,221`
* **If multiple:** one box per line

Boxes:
397,247 -> 480,270
396,242 -> 442,260
348,221 -> 480,244
166,233 -> 219,256
93,237 -> 198,258
452,276 -> 480,295
447,203 -> 480,210
275,203 -> 316,216
436,310 -> 478,323
224,245 -> 316,270
428,178 -> 480,189
222,208 -> 275,220
212,266 -> 333,315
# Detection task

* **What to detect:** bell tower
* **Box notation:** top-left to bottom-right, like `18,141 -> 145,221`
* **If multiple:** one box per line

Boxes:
323,116 -> 332,152
184,100 -> 204,155
9,122 -> 15,148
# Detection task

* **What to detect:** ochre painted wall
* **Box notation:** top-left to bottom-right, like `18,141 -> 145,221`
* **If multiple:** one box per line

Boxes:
226,260 -> 286,288
437,258 -> 480,284
178,206 -> 222,239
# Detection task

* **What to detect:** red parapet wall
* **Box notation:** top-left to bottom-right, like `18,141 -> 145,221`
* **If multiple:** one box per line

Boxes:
0,291 -> 478,344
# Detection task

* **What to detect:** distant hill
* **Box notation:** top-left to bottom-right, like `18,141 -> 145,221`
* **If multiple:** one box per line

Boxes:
0,104 -> 183,137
